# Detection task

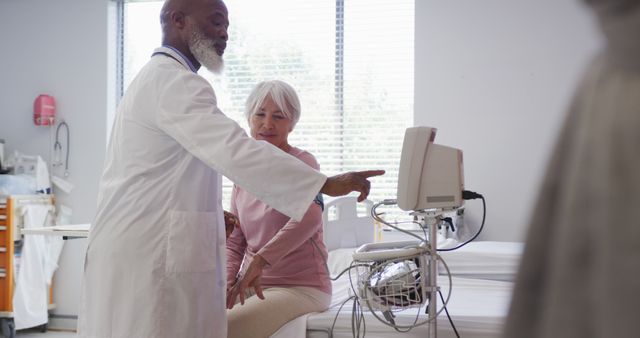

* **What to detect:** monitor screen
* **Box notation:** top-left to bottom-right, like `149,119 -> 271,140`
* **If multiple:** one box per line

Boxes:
396,126 -> 464,211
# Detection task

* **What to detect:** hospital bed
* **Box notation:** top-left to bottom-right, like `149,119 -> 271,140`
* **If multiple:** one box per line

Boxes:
271,196 -> 523,338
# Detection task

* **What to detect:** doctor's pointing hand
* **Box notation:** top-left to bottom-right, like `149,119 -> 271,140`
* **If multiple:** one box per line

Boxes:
322,170 -> 385,202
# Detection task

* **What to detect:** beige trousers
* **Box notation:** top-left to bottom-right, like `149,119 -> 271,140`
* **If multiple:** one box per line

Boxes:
227,286 -> 331,338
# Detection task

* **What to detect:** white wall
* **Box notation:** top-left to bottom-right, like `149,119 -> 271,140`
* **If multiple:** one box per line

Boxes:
0,0 -> 116,327
415,0 -> 602,241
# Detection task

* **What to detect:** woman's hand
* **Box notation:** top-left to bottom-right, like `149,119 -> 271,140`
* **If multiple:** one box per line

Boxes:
226,254 -> 268,309
224,210 -> 240,239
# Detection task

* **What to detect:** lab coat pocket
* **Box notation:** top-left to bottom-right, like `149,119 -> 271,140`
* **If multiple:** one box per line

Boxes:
166,210 -> 218,274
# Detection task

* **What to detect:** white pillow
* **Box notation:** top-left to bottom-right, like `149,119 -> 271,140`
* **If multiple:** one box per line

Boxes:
327,242 -> 524,282
326,248 -> 357,276
438,241 -> 524,281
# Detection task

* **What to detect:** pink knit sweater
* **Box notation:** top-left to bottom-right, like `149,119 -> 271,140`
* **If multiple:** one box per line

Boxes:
226,146 -> 331,294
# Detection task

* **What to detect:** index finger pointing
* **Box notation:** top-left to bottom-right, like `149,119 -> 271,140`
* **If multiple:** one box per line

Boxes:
355,170 -> 385,178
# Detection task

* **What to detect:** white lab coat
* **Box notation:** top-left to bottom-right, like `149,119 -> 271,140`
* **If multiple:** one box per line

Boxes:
78,47 -> 326,338
13,204 -> 54,330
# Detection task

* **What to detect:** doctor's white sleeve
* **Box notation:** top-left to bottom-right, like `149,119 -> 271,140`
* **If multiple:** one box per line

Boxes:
155,72 -> 326,222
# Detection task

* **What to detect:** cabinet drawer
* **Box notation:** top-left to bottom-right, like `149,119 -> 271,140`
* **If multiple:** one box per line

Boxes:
0,250 -> 9,271
0,228 -> 8,245
0,248 -> 8,264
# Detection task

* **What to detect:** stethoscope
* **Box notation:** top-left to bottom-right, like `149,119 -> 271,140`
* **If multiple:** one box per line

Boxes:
53,121 -> 70,177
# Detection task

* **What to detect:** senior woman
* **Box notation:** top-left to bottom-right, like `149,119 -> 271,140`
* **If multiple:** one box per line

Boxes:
225,80 -> 331,338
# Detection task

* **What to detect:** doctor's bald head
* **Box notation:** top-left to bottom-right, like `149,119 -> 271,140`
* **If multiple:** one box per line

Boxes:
160,0 -> 229,74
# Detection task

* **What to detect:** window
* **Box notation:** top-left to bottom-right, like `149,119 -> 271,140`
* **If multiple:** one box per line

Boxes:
121,0 -> 414,212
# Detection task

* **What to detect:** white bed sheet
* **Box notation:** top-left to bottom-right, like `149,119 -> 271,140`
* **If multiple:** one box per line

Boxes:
328,241 -> 524,283
304,275 -> 514,338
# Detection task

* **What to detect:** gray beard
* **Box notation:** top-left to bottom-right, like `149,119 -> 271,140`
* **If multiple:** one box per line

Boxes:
188,27 -> 224,74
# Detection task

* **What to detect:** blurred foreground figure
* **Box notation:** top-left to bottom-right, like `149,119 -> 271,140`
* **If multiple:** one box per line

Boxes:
504,1 -> 640,338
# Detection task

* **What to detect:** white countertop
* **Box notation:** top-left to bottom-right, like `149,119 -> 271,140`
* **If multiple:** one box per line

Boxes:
20,223 -> 90,238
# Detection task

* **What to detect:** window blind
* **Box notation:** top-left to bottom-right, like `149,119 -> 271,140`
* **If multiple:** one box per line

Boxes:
122,0 -> 414,213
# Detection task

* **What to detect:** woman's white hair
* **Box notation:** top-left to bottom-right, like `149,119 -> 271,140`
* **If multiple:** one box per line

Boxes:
244,80 -> 301,128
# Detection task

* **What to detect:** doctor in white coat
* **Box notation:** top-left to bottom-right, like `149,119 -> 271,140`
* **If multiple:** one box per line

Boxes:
77,0 -> 384,337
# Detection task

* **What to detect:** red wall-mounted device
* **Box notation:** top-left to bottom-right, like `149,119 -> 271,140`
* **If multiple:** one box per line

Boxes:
34,94 -> 56,126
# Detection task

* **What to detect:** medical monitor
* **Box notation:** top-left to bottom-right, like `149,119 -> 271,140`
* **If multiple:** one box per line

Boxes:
396,126 -> 464,211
